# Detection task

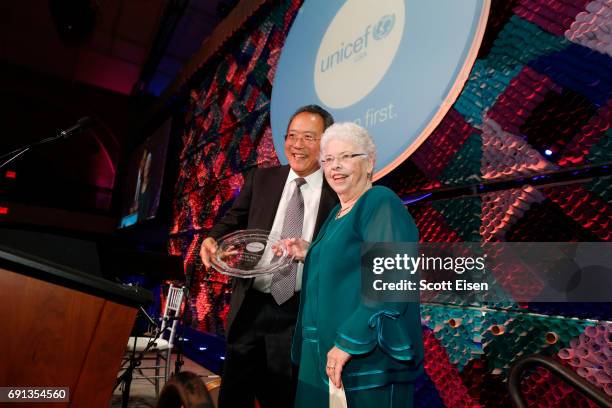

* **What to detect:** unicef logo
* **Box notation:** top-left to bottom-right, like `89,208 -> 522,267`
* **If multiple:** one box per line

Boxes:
314,0 -> 405,108
373,14 -> 395,40
271,0 -> 491,179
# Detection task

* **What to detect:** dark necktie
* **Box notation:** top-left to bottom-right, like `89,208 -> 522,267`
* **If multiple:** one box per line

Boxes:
271,177 -> 306,305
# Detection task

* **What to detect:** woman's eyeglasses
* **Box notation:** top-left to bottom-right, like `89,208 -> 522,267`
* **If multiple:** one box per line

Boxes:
320,153 -> 367,167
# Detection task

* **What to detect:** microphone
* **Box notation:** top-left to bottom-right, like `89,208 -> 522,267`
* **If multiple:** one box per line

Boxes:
59,116 -> 95,138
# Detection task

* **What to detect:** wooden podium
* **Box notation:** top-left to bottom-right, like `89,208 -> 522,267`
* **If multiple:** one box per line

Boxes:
0,246 -> 152,407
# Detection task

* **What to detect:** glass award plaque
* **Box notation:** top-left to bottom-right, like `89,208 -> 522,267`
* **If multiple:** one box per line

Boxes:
211,229 -> 293,278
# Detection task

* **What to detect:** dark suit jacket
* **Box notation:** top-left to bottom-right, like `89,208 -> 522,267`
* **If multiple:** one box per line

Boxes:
209,165 -> 338,338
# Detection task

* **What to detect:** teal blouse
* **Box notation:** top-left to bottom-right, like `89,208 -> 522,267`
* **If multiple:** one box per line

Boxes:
292,186 -> 423,391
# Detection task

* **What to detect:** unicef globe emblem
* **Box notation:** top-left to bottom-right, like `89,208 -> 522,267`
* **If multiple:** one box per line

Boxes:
373,14 -> 395,40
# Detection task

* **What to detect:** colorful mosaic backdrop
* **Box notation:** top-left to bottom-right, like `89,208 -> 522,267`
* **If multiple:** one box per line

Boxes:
170,0 -> 612,406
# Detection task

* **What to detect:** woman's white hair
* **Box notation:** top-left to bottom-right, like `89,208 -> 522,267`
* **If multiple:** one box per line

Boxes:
320,122 -> 376,163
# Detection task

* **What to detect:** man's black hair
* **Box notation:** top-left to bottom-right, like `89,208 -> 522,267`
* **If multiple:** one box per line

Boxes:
288,104 -> 334,130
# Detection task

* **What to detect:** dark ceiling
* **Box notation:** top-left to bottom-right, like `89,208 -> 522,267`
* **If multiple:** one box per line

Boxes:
0,0 -> 234,97
0,0 -> 238,218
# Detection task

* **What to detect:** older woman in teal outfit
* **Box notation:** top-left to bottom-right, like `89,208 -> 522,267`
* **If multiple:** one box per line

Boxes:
286,123 -> 423,407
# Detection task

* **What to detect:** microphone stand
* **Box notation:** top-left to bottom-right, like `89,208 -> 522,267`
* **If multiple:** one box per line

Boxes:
115,306 -> 164,408
111,279 -> 162,407
0,147 -> 31,171
173,261 -> 196,375
0,117 -> 93,170
0,135 -> 60,170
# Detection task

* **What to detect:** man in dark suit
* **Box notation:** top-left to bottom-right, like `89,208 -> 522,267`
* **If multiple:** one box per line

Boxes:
200,105 -> 337,408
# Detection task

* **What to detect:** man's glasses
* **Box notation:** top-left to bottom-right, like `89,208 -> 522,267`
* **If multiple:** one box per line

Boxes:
320,153 -> 367,167
285,133 -> 320,144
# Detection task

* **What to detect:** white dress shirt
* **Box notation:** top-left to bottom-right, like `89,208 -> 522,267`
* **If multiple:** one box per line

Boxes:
252,168 -> 323,293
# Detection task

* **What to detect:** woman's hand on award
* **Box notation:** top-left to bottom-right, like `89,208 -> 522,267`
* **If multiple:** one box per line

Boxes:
326,346 -> 351,389
281,238 -> 309,261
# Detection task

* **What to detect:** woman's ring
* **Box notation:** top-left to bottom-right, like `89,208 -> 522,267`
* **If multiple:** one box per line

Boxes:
327,364 -> 335,369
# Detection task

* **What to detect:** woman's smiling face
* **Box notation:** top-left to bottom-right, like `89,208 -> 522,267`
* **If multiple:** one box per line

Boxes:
322,139 -> 373,201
